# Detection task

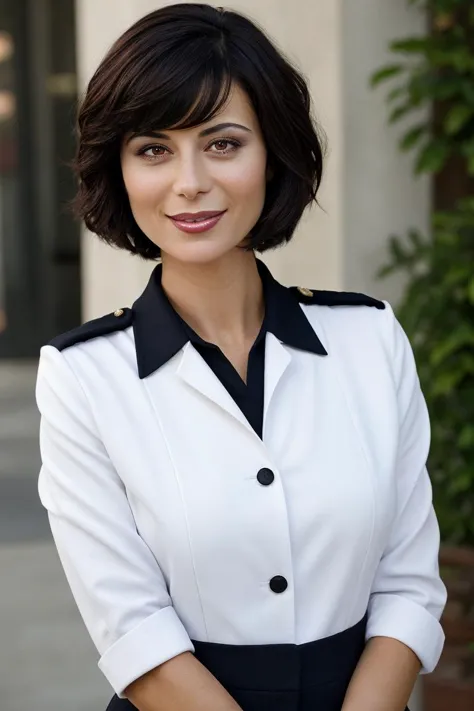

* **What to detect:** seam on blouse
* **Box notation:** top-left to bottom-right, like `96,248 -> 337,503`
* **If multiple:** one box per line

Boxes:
379,303 -> 404,531
57,344 -> 114,456
304,306 -> 378,629
141,366 -> 210,642
381,302 -> 432,530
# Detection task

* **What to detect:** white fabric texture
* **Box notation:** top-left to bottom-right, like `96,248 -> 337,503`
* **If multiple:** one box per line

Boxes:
36,300 -> 446,697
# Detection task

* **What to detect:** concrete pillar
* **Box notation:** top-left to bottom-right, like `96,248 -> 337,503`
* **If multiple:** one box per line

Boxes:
342,0 -> 429,304
75,0 -> 157,319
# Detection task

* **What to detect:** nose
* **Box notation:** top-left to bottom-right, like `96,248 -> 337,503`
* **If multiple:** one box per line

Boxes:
172,153 -> 211,200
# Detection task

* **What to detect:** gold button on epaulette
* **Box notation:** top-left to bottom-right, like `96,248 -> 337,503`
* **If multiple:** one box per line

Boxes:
297,286 -> 313,297
114,309 -> 124,317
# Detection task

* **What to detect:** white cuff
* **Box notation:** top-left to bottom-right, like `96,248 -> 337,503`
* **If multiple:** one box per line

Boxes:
366,593 -> 444,674
98,606 -> 195,698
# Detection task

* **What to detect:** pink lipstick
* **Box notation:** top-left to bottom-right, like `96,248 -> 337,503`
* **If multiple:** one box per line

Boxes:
168,210 -> 226,234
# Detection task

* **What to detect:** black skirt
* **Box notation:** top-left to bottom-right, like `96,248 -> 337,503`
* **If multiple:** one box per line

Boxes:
106,613 -> 409,711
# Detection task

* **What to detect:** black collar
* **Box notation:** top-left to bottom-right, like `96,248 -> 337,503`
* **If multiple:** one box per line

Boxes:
132,259 -> 327,379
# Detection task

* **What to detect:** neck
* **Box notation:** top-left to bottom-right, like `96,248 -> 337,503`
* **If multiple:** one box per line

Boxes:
160,250 -> 264,348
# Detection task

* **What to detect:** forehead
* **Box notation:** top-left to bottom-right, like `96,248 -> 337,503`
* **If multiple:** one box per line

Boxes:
125,83 -> 260,144
172,84 -> 259,136
214,84 -> 256,120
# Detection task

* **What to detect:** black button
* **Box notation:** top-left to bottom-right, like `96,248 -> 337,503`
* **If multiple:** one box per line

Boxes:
269,576 -> 288,593
257,468 -> 274,486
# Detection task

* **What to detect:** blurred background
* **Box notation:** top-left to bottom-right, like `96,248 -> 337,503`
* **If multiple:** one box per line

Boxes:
0,1 -> 472,710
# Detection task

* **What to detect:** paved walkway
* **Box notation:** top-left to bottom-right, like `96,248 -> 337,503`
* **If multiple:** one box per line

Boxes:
0,362 -> 110,711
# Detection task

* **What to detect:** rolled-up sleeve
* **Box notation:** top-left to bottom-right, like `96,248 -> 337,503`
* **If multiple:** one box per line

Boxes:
36,345 -> 194,697
366,304 -> 447,674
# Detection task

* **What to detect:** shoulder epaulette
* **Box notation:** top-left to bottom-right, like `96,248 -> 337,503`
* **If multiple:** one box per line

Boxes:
290,286 -> 385,310
48,307 -> 133,351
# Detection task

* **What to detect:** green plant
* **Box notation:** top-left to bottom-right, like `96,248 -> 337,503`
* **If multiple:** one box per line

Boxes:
370,0 -> 474,546
370,0 -> 474,177
378,203 -> 474,545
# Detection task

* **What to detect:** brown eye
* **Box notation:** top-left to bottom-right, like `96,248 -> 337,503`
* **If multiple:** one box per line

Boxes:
136,144 -> 169,161
208,138 -> 241,155
145,146 -> 166,157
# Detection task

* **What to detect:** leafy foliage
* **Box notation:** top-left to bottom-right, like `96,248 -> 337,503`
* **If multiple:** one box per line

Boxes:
371,0 -> 474,545
377,202 -> 474,544
370,0 -> 474,176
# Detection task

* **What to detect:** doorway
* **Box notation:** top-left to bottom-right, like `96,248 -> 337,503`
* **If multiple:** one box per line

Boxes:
0,0 -> 80,358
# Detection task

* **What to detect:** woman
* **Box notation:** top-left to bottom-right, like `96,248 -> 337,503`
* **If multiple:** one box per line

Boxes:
36,4 -> 447,711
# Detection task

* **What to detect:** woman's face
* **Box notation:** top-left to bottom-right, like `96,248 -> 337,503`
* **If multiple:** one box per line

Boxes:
121,84 -> 269,265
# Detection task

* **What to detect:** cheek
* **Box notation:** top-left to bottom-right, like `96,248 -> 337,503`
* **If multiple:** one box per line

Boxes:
122,162 -> 167,209
223,154 -> 267,204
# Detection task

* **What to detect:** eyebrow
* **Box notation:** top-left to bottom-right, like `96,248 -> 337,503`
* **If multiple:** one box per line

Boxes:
127,122 -> 252,143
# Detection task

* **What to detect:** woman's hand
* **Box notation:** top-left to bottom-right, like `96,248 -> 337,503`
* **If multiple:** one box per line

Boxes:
341,636 -> 421,711
125,651 -> 243,711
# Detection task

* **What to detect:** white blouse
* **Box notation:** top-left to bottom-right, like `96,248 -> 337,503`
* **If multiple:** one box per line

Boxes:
36,294 -> 447,698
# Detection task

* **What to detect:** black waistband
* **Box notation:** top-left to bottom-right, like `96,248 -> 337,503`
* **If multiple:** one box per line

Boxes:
191,612 -> 368,693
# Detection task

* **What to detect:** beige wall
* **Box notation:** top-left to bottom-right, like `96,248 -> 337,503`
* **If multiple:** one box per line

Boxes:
76,0 -> 428,321
75,0 -> 153,319
342,0 -> 429,305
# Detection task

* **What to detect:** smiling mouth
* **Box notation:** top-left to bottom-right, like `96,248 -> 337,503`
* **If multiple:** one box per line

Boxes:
168,211 -> 226,234
168,210 -> 226,223
179,216 -> 216,223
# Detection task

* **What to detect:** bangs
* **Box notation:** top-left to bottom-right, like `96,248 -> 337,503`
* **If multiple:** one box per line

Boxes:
118,45 -> 235,136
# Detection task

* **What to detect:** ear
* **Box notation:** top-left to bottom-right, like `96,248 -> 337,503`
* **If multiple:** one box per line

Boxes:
266,164 -> 274,181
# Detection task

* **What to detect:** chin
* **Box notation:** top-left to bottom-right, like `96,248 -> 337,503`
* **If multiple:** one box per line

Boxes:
163,240 -> 243,266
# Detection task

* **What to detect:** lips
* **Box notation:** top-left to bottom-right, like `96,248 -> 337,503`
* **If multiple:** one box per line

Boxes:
168,211 -> 226,234
168,210 -> 225,222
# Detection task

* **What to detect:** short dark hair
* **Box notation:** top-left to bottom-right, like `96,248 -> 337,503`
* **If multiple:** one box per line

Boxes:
73,3 -> 326,259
